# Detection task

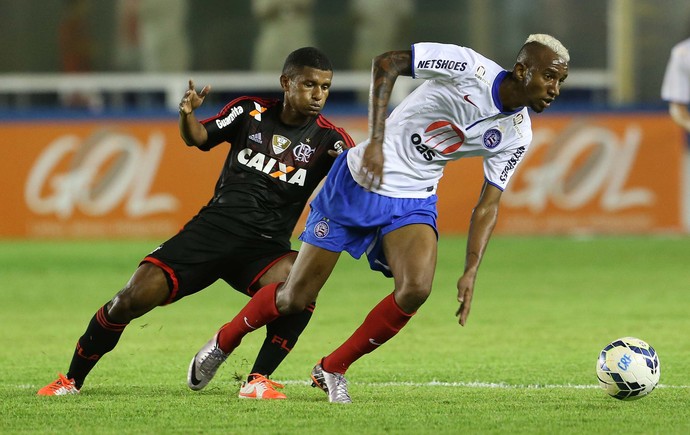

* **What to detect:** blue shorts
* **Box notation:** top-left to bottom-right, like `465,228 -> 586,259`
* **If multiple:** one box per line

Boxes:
299,151 -> 438,277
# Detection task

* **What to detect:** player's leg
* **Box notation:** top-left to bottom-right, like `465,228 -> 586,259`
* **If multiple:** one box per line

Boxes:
314,224 -> 437,402
69,263 -> 171,382
108,262 -> 171,321
215,243 -> 340,355
38,263 -> 171,395
249,302 -> 316,376
323,223 -> 436,374
240,252 -> 317,399
253,254 -> 308,379
189,244 -> 340,393
384,223 -> 437,313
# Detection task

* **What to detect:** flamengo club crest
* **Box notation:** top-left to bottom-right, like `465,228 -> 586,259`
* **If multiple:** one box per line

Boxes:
272,135 -> 291,154
293,142 -> 314,163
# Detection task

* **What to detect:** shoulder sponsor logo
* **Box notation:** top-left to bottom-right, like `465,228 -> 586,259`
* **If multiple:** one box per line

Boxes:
482,128 -> 502,149
333,140 -> 345,155
499,146 -> 526,182
237,148 -> 307,186
512,113 -> 525,138
475,65 -> 490,85
249,102 -> 267,121
293,142 -> 314,163
272,135 -> 291,154
417,59 -> 467,71
215,106 -> 243,129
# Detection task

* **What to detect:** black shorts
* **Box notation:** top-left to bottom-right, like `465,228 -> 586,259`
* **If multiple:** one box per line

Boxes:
142,215 -> 295,304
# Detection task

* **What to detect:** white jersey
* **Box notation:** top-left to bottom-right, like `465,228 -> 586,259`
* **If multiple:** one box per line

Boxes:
347,42 -> 533,198
661,37 -> 690,104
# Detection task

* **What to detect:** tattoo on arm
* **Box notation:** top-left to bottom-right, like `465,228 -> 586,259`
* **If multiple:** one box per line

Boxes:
369,51 -> 412,142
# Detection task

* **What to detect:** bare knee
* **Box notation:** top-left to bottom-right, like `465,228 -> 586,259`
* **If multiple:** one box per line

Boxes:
108,264 -> 170,323
271,244 -> 338,315
109,286 -> 151,323
394,282 -> 432,314
274,282 -> 314,315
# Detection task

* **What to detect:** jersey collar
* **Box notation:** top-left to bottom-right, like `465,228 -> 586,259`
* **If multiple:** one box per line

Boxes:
492,70 -> 523,115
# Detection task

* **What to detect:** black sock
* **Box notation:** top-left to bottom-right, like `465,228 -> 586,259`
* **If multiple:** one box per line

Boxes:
248,303 -> 315,381
66,303 -> 129,388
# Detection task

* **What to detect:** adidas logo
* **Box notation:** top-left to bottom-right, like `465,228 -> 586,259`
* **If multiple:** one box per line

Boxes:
249,132 -> 262,144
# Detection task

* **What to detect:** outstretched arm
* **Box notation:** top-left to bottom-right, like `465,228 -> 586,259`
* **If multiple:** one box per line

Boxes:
359,50 -> 413,189
178,79 -> 211,148
456,181 -> 503,326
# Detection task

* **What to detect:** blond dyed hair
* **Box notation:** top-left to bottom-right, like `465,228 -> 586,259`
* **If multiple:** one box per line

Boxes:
524,34 -> 570,62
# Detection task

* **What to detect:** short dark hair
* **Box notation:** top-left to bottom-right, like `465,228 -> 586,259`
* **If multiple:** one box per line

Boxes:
282,47 -> 333,77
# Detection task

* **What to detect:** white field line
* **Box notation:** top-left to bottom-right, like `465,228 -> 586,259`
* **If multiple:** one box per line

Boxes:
18,381 -> 688,390
281,380 -> 689,389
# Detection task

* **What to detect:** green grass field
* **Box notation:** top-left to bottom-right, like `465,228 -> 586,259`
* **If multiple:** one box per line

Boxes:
2,236 -> 689,434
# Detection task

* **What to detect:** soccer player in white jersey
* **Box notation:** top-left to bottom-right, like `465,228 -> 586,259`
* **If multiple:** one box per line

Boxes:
189,34 -> 569,403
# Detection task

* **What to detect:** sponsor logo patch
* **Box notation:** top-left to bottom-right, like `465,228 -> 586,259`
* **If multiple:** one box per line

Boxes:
499,146 -> 526,182
249,102 -> 267,121
416,59 -> 467,71
475,66 -> 490,85
237,148 -> 307,186
512,113 -> 526,138
423,121 -> 465,154
215,106 -> 243,129
333,140 -> 345,155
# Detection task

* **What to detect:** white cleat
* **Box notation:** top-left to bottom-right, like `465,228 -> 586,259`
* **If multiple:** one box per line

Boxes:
187,334 -> 229,391
310,359 -> 352,403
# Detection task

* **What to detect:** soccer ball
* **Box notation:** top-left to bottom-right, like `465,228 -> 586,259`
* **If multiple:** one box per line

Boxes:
596,337 -> 660,400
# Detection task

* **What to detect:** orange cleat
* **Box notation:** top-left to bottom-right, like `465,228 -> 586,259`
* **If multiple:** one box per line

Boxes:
37,373 -> 80,396
238,374 -> 286,400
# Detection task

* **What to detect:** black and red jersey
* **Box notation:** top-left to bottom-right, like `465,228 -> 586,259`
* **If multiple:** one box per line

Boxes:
194,96 -> 354,244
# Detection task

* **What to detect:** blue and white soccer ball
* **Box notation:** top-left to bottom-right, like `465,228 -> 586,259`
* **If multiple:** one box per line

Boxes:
596,337 -> 660,400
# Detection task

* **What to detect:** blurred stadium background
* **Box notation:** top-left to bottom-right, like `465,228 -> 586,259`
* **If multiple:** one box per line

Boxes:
1,0 -> 689,239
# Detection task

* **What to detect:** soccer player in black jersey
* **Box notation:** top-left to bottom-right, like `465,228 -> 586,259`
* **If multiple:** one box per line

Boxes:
38,47 -> 355,399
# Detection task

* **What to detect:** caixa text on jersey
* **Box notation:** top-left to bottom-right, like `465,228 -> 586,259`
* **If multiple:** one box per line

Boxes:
237,148 -> 307,186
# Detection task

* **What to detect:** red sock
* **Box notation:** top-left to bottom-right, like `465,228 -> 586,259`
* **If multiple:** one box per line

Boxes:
216,282 -> 281,353
322,292 -> 414,374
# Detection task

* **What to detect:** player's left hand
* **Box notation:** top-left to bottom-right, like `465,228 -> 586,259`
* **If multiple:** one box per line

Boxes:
455,274 -> 475,326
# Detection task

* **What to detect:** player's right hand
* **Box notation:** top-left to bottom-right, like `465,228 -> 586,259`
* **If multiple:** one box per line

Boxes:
179,79 -> 211,115
359,140 -> 384,190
